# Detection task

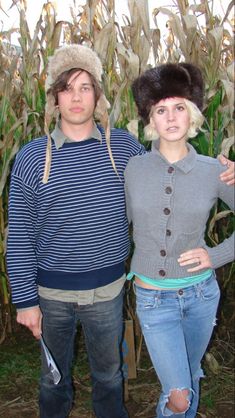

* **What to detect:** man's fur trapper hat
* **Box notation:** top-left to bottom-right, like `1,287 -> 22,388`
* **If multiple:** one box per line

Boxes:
132,62 -> 204,125
43,44 -> 114,184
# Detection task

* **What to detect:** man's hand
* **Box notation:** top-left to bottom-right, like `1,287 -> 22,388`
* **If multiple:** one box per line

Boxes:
17,306 -> 42,339
178,248 -> 212,273
218,155 -> 235,185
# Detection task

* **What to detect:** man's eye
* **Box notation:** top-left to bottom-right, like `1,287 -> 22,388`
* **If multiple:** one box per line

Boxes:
81,86 -> 91,92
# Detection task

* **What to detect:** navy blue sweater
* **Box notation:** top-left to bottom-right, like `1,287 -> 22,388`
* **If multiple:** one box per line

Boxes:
7,127 -> 145,308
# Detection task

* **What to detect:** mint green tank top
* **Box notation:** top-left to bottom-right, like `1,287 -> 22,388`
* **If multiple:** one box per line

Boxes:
126,269 -> 213,289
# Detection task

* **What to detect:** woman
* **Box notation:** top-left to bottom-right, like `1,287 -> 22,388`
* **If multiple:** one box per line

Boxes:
124,63 -> 234,418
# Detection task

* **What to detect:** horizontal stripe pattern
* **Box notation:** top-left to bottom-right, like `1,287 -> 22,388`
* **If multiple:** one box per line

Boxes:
7,127 -> 145,307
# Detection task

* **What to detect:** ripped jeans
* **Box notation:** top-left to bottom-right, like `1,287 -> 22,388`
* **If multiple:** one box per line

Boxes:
135,272 -> 220,418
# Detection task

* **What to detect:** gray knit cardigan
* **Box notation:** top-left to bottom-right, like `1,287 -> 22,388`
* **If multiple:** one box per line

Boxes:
124,141 -> 234,280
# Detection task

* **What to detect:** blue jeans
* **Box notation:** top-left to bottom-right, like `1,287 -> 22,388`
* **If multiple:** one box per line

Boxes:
135,272 -> 220,418
39,289 -> 129,418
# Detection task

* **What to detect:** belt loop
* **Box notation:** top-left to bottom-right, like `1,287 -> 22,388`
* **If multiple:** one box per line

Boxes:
156,290 -> 161,307
195,282 -> 201,298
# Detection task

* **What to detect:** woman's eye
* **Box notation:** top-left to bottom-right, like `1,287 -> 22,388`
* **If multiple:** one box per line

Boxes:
177,105 -> 185,111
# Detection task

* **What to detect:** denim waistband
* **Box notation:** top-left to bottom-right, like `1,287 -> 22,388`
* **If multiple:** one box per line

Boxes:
134,270 -> 216,298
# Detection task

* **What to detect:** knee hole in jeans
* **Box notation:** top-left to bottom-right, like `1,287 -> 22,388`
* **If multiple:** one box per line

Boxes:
167,388 -> 190,414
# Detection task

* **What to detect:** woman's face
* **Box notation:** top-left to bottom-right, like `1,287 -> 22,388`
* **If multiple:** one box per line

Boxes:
150,97 -> 190,144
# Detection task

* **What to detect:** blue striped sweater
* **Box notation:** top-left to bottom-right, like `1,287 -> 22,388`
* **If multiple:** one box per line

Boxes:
7,126 -> 145,308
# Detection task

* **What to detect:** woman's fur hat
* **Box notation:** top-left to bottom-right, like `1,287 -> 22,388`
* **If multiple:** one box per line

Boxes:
43,44 -> 114,183
132,63 -> 204,125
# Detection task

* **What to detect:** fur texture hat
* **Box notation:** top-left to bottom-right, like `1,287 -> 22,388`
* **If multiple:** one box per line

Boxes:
132,63 -> 204,125
43,44 -> 114,183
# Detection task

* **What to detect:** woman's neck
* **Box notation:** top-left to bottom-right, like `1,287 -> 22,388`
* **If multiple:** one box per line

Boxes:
159,141 -> 188,163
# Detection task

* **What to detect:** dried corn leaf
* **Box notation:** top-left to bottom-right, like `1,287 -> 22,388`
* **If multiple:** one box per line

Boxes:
208,209 -> 233,244
205,352 -> 220,375
152,28 -> 161,63
109,80 -> 127,128
128,0 -> 151,43
94,22 -> 115,63
220,79 -> 234,115
221,136 -> 235,157
140,35 -> 151,70
182,14 -> 197,59
116,43 -> 139,81
157,7 -> 187,56
0,140 -> 21,195
208,26 -> 223,55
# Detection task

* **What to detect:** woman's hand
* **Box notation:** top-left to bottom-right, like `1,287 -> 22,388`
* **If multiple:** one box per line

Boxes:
218,155 -> 235,185
178,248 -> 212,273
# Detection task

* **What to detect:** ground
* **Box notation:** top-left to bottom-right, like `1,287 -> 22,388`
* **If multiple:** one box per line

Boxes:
0,312 -> 234,418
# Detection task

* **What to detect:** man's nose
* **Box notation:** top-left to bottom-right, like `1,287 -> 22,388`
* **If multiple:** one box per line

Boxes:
72,89 -> 82,101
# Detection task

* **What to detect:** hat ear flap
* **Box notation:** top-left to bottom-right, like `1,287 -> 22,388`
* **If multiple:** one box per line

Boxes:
149,113 -> 155,128
94,94 -> 110,120
144,120 -> 159,141
94,95 -> 119,178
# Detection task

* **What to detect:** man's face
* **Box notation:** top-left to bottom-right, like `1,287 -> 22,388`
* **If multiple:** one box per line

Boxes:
57,70 -> 96,129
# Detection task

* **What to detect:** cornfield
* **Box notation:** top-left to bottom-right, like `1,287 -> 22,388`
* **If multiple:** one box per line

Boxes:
0,0 -> 234,342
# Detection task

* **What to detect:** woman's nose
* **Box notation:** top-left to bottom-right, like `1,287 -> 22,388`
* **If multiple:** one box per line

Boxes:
167,109 -> 175,121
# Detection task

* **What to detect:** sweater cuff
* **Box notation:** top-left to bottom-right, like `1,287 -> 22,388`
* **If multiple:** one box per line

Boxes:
204,233 -> 235,270
14,298 -> 39,310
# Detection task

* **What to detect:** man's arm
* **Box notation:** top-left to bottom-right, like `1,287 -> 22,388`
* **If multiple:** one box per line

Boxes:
7,171 -> 39,310
218,155 -> 235,185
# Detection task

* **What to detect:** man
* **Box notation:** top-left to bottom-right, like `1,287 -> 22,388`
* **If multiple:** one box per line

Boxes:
6,44 -> 234,418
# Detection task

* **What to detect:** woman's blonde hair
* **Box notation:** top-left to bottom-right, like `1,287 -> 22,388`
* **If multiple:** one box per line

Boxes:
144,98 -> 204,141
184,98 -> 204,138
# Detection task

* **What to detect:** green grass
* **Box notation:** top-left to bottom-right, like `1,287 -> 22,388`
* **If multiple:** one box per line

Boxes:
0,329 -> 40,404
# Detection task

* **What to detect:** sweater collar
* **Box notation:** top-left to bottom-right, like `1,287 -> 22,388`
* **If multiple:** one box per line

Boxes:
151,139 -> 197,173
51,121 -> 102,150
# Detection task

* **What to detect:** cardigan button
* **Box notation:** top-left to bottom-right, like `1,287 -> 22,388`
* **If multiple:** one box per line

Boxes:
166,229 -> 171,236
168,167 -> 174,173
164,208 -> 171,215
159,270 -> 166,277
165,187 -> 172,194
160,250 -> 166,256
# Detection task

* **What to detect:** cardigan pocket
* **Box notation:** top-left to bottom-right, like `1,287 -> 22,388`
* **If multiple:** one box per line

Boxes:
172,229 -> 203,258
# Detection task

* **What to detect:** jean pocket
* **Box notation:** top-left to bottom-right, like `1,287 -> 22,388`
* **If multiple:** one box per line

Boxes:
200,275 -> 220,301
136,294 -> 158,310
